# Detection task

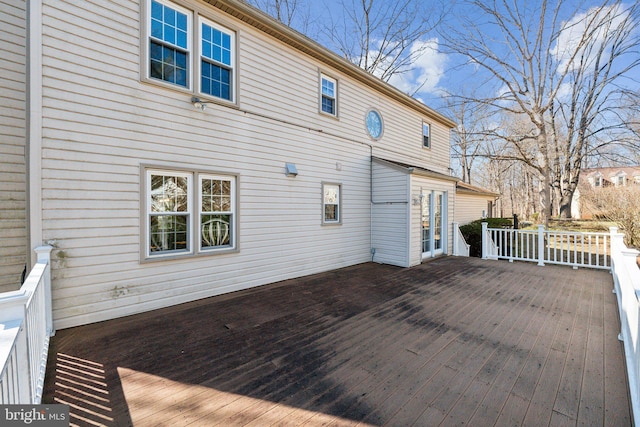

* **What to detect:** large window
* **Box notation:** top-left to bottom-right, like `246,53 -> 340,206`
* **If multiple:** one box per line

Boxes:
146,0 -> 236,102
200,19 -> 234,101
320,74 -> 337,116
149,0 -> 190,87
145,168 -> 236,259
323,183 -> 341,224
148,171 -> 192,253
199,175 -> 234,250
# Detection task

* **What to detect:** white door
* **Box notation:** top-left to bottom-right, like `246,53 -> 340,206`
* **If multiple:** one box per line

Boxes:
422,190 -> 447,258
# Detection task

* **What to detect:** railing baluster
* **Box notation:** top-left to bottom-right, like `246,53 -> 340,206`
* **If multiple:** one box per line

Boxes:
0,246 -> 53,404
482,226 -> 612,270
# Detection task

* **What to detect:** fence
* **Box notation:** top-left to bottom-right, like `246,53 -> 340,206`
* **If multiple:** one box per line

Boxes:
482,223 -> 611,269
0,246 -> 54,404
610,229 -> 640,425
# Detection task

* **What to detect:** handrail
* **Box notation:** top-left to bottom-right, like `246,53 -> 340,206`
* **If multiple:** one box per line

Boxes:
0,246 -> 54,404
610,228 -> 640,425
452,222 -> 470,257
482,223 -> 611,270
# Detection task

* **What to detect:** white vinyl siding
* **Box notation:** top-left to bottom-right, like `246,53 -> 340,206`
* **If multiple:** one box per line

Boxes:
0,0 -> 27,291
455,193 -> 496,226
37,0 -> 452,329
371,161 -> 411,267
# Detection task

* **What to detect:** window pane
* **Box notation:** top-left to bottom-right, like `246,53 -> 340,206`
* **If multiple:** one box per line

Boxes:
322,96 -> 335,114
202,23 -> 233,67
324,205 -> 337,221
324,185 -> 338,204
201,214 -> 232,247
201,61 -> 231,100
150,214 -> 188,252
151,0 -> 163,20
150,174 -> 188,212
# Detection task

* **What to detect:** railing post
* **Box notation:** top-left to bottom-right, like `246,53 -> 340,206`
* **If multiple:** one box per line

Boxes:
453,222 -> 459,256
34,245 -> 54,336
482,222 -> 488,259
537,225 -> 545,266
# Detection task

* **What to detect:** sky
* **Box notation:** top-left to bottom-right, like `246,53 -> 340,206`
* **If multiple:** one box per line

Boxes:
262,0 -> 640,112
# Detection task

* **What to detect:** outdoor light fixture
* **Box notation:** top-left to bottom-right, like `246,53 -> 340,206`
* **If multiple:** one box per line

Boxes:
191,97 -> 210,111
285,163 -> 298,177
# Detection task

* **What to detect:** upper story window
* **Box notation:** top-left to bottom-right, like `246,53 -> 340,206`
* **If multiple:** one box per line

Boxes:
323,183 -> 341,224
422,122 -> 431,148
320,74 -> 337,116
146,0 -> 236,103
617,175 -> 626,186
594,176 -> 602,187
149,0 -> 191,87
200,19 -> 234,101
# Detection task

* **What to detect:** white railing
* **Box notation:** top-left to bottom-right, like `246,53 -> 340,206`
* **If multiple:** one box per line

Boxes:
610,229 -> 640,425
482,223 -> 611,269
452,222 -> 470,257
0,246 -> 54,404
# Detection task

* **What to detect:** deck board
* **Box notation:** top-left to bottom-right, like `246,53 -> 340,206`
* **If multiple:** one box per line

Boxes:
43,257 -> 632,426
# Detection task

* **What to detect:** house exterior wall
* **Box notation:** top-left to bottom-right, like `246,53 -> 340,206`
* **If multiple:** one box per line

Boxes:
0,0 -> 28,292
371,161 -> 411,267
35,0 -> 454,329
409,176 -> 456,266
454,193 -> 494,225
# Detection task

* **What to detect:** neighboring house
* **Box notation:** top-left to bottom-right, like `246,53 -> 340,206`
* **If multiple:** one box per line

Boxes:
1,0 -> 459,329
572,166 -> 640,219
454,182 -> 500,225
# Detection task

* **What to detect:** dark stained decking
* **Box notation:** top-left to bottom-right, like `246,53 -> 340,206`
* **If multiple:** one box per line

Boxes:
42,257 -> 631,426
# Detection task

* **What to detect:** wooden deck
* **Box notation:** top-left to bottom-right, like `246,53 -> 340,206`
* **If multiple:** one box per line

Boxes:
42,257 -> 631,426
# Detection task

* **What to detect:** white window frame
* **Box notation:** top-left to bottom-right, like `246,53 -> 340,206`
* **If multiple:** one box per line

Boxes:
146,0 -> 193,89
422,122 -> 431,148
143,0 -> 238,104
198,16 -> 236,102
146,169 -> 194,258
322,183 -> 341,225
198,174 -> 236,252
143,167 -> 237,261
320,74 -> 337,116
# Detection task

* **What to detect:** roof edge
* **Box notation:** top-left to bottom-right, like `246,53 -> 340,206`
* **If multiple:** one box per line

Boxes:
205,0 -> 457,128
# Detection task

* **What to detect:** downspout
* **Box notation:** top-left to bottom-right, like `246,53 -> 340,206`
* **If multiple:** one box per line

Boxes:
369,145 -> 374,261
26,0 -> 44,268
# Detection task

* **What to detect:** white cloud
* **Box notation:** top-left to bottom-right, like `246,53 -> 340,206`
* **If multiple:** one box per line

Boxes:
387,38 -> 447,96
551,4 -> 629,73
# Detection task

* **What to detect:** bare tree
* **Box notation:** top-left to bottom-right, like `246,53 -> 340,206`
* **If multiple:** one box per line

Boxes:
321,0 -> 447,85
245,0 -> 312,33
580,184 -> 640,247
447,95 -> 492,184
441,0 -> 640,223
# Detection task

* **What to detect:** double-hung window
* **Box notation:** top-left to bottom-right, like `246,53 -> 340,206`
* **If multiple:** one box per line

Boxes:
320,74 -> 337,116
322,183 -> 341,224
200,19 -> 234,101
149,0 -> 190,87
199,175 -> 234,250
422,122 -> 431,148
145,168 -> 236,259
146,0 -> 236,103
